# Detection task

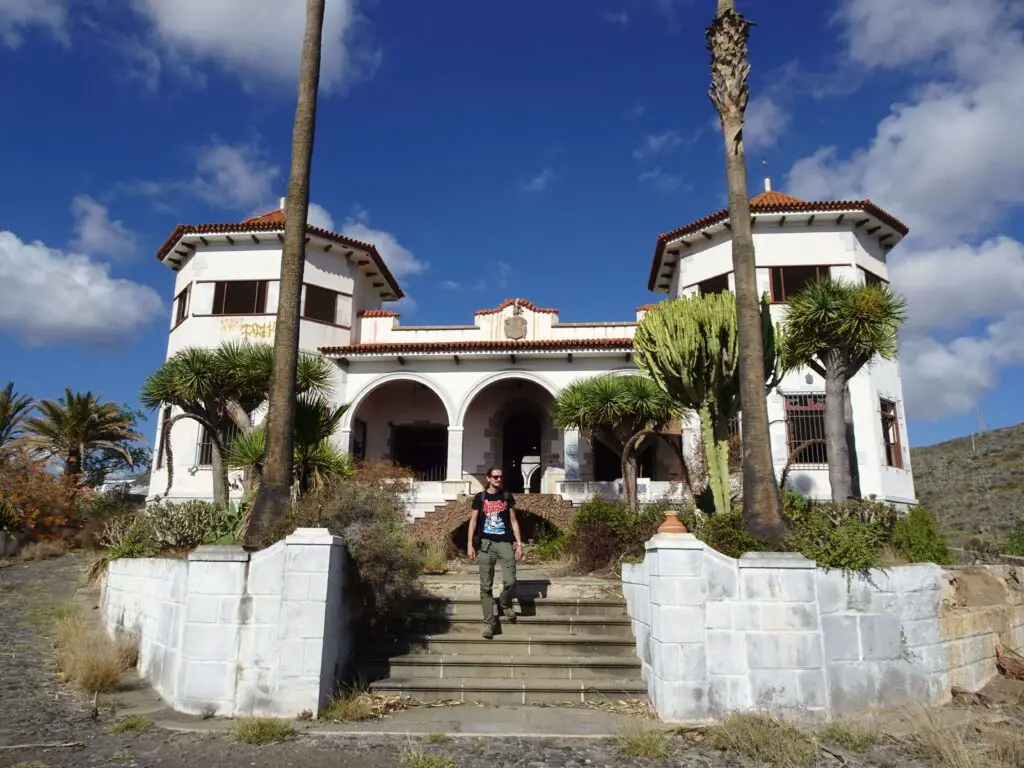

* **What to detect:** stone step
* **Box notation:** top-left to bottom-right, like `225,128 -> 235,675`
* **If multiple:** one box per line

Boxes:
392,632 -> 639,657
364,653 -> 641,681
415,596 -> 630,619
419,574 -> 625,603
435,613 -> 634,638
370,676 -> 648,706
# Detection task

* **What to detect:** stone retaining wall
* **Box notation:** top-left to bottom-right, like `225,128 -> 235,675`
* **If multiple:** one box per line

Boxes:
100,528 -> 350,719
622,533 -> 1024,723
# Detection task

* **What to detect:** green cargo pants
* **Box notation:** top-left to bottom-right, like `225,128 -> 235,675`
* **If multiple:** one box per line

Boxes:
478,539 -> 516,626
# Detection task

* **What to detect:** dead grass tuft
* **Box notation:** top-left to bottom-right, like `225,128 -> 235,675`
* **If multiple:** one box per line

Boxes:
706,713 -> 820,768
111,715 -> 150,734
903,708 -> 1024,768
232,718 -> 296,745
322,690 -> 410,722
616,722 -> 669,759
55,613 -> 137,694
398,751 -> 456,768
417,539 -> 451,575
819,719 -> 881,751
18,540 -> 69,561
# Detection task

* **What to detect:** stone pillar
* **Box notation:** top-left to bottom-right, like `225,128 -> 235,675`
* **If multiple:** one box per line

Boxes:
336,427 -> 352,455
645,532 -> 708,722
446,426 -> 464,482
177,545 -> 251,716
563,429 -> 580,480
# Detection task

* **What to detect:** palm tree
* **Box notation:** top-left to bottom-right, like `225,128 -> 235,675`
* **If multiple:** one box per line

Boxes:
0,382 -> 35,456
23,389 -> 142,479
227,395 -> 352,498
141,342 -> 333,507
705,0 -> 785,542
247,0 -> 327,544
781,277 -> 907,502
634,291 -> 782,517
552,375 -> 682,512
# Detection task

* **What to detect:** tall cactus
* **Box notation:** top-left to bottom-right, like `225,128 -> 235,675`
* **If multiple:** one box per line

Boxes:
634,292 -> 781,516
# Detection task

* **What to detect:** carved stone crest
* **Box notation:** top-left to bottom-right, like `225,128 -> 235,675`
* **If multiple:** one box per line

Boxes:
503,299 -> 528,340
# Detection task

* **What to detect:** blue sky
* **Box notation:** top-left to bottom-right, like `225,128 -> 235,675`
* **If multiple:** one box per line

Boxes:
1,0 -> 1022,450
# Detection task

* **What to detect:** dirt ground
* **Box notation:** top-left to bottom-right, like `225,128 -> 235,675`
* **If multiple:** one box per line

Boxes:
2,554 -> 1023,768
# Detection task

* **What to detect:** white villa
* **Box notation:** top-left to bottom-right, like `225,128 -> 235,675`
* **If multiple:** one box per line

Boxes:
147,184 -> 917,518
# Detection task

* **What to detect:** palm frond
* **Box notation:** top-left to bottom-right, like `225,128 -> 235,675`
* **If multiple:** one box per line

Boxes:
0,381 -> 35,448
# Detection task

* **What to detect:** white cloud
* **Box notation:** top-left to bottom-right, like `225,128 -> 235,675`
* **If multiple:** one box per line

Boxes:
633,131 -> 682,160
69,195 -> 136,261
786,0 -> 1024,420
498,261 -> 511,287
743,95 -> 791,151
601,10 -> 629,24
306,202 -> 335,231
639,167 -> 682,192
440,278 -> 485,292
0,230 -> 163,347
0,0 -> 67,47
339,208 -> 427,279
193,141 -> 280,210
522,168 -> 554,192
125,0 -> 380,92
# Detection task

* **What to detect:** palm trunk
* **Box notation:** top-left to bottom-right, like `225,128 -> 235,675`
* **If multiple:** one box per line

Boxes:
707,1 -> 785,543
619,448 -> 639,514
825,362 -> 853,502
844,384 -> 861,498
700,406 -> 730,516
211,443 -> 230,509
245,0 -> 326,545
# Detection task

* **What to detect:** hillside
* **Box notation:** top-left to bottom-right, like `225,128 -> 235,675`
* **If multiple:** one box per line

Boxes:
911,422 -> 1024,546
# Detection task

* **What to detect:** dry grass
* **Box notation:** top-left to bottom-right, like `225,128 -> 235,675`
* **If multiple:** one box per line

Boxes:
54,613 -> 137,694
819,719 -> 881,751
418,539 -> 451,575
321,690 -> 411,722
616,723 -> 669,759
111,715 -> 151,734
706,713 -> 820,768
397,751 -> 456,768
903,707 -> 1024,768
17,540 -> 69,561
232,718 -> 296,745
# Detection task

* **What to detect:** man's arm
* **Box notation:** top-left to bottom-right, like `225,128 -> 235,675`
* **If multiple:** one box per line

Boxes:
467,500 -> 480,559
509,508 -> 524,560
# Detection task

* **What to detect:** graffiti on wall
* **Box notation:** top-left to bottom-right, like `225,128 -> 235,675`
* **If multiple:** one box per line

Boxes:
219,317 -> 276,341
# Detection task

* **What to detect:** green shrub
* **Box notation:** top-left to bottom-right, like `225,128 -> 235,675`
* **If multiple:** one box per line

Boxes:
566,497 -> 663,573
890,505 -> 953,564
1005,520 -> 1024,557
681,508 -> 770,559
783,500 -> 888,572
146,500 -> 224,550
531,519 -> 568,561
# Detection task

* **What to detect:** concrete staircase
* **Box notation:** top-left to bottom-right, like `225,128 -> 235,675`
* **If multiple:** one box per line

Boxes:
364,571 -> 647,705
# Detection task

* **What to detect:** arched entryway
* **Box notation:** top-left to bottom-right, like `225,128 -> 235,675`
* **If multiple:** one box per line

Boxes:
460,378 -> 560,493
345,378 -> 451,480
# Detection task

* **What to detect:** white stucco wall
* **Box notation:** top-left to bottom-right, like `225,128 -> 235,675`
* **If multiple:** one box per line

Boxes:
100,529 -> 350,718
621,534 -> 1024,723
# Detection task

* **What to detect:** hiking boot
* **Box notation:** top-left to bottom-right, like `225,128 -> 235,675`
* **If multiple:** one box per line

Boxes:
482,624 -> 495,640
501,605 -> 517,624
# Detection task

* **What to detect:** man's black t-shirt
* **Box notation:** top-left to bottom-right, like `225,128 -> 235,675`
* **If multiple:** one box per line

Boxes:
471,491 -> 516,543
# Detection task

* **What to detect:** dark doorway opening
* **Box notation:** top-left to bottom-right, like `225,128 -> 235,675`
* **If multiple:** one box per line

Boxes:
592,440 -> 656,482
502,413 -> 541,494
392,425 -> 447,480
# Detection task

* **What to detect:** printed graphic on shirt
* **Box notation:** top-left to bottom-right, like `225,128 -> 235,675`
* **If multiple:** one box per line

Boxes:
481,497 -> 507,537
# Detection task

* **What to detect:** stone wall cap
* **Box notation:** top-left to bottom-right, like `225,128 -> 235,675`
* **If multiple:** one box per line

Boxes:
738,551 -> 817,569
188,545 -> 251,562
284,527 -> 345,546
645,533 -> 705,550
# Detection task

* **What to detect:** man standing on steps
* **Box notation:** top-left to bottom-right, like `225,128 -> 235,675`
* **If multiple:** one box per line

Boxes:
467,466 -> 524,639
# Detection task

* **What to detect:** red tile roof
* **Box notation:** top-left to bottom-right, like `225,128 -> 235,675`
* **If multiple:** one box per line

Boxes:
475,298 -> 559,316
358,309 -> 400,318
648,193 -> 910,291
320,337 -> 634,356
636,304 -> 660,311
155,209 -> 404,299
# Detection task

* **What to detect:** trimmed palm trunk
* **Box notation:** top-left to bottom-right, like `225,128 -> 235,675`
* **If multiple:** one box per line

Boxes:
824,359 -> 853,502
246,0 -> 326,544
706,0 -> 785,543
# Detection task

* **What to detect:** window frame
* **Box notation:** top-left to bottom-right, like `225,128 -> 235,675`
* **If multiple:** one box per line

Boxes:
172,283 -> 191,329
698,273 -> 731,296
196,421 -> 243,467
880,398 -> 903,469
302,283 -> 341,325
783,393 -> 828,468
861,268 -> 888,287
155,406 -> 171,470
769,265 -> 830,304
207,280 -> 271,316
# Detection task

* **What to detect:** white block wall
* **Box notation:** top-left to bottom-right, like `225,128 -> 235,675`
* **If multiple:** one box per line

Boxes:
100,528 -> 350,718
622,535 -> 1024,723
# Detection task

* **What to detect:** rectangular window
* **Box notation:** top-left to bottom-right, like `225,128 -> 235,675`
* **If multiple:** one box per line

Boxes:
699,273 -> 730,295
770,266 -> 829,303
784,394 -> 827,466
862,268 -> 887,287
211,280 -> 269,315
880,399 -> 903,468
196,421 -> 242,467
155,406 -> 171,470
173,285 -> 190,326
303,284 -> 338,324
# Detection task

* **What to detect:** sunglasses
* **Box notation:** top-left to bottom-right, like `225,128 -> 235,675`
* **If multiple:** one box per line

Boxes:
489,474 -> 503,480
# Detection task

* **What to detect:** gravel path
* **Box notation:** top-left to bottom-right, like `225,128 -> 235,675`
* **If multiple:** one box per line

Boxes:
0,556 -> 923,768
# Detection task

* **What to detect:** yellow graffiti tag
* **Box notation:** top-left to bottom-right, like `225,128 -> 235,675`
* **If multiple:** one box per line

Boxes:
218,317 -> 276,340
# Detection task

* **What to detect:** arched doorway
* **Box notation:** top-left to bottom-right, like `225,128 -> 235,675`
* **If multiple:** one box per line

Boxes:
502,411 -> 542,494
